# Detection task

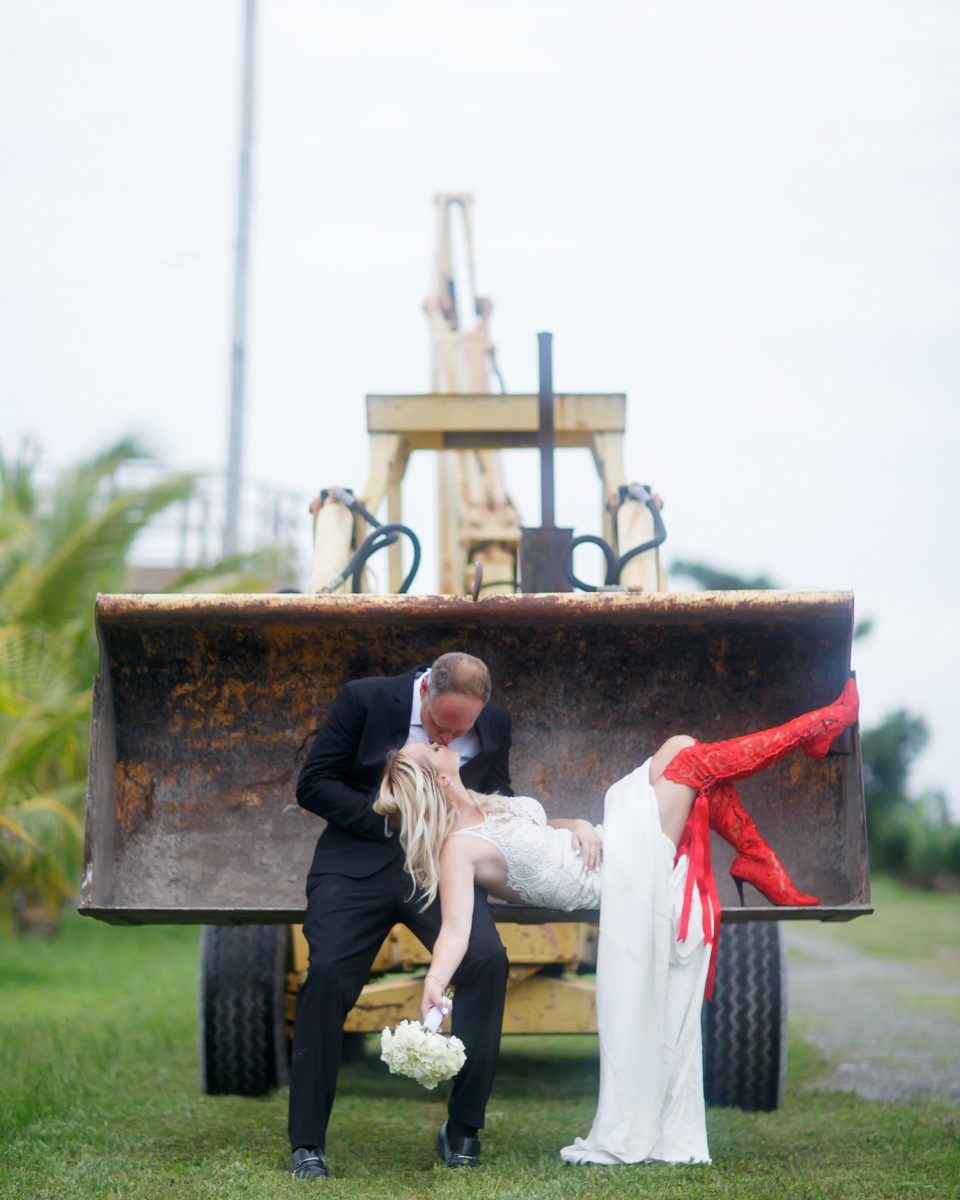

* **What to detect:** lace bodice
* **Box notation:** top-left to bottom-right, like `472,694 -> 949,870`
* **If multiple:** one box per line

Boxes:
449,795 -> 602,911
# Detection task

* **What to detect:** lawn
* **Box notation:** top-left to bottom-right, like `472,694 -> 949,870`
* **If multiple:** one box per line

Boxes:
806,874 -> 960,980
1,884 -> 958,1200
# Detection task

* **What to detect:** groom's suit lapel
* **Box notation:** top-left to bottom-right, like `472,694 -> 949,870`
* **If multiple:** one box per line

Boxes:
383,666 -> 428,749
461,705 -> 496,788
474,706 -> 492,753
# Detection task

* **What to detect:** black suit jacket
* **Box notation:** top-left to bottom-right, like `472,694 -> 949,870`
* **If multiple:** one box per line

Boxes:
297,668 -> 513,879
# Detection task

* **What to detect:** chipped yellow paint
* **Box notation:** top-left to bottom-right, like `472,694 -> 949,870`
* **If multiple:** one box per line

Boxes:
368,925 -> 430,973
502,973 -> 598,1033
343,978 -> 424,1031
339,971 -> 598,1034
285,921 -> 592,1035
499,923 -> 580,963
291,923 -> 308,973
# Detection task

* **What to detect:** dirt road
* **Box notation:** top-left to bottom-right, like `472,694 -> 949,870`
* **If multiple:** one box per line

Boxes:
784,923 -> 960,1104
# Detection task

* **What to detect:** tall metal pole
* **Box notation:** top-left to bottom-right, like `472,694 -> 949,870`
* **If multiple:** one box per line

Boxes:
224,0 -> 256,558
537,330 -> 556,528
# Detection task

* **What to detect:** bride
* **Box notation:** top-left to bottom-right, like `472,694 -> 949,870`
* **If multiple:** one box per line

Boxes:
373,680 -> 859,1165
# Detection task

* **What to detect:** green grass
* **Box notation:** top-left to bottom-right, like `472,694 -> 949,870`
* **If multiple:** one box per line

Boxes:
807,874 -> 960,979
1,900 -> 958,1200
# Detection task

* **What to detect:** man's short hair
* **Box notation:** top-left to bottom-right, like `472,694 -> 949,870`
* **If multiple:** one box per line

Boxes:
428,652 -> 491,704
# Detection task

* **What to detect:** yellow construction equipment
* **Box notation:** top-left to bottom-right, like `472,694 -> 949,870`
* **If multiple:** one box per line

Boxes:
299,195 -> 673,1038
81,197 -> 868,1113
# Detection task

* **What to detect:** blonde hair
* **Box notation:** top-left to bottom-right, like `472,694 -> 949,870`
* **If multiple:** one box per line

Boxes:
374,750 -> 506,908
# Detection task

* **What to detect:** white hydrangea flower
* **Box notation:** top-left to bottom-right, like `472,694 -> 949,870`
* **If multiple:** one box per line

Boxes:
380,1020 -> 467,1090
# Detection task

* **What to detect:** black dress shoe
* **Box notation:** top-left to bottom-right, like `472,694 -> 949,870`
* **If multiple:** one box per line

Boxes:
436,1121 -> 480,1168
291,1146 -> 331,1179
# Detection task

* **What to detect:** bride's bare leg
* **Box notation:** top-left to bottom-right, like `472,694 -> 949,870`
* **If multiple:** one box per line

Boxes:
652,735 -> 722,996
650,735 -> 697,846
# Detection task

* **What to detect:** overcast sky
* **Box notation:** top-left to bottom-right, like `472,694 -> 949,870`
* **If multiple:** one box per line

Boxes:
2,1 -> 958,813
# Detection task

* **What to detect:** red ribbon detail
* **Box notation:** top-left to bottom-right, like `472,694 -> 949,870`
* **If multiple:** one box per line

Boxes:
674,789 -> 722,1000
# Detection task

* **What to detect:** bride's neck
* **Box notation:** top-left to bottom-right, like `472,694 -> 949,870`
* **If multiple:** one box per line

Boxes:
448,777 -> 478,815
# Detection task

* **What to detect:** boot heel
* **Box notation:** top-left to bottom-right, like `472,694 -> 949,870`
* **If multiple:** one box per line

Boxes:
734,877 -> 746,906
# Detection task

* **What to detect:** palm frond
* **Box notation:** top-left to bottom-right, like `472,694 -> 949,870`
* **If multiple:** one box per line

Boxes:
7,473 -> 196,627
0,440 -> 40,518
0,437 -> 282,912
17,792 -> 85,839
0,624 -> 70,707
0,809 -> 38,850
0,515 -> 35,597
0,690 -> 90,784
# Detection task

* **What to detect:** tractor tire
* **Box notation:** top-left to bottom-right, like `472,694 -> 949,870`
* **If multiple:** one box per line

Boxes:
198,924 -> 291,1096
702,921 -> 787,1111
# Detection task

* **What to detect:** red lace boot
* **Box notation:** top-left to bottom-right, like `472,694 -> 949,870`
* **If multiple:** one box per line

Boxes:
664,679 -> 859,793
708,782 -> 818,906
665,683 -> 856,997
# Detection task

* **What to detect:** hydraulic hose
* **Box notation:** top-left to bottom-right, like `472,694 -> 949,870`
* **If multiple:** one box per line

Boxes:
562,484 -> 667,592
318,488 -> 422,594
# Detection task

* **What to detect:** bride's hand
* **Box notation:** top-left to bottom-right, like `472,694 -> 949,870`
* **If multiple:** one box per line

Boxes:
422,975 -> 451,1025
571,820 -> 603,872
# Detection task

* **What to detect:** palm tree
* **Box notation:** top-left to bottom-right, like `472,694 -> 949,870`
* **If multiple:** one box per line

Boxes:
0,438 -> 277,924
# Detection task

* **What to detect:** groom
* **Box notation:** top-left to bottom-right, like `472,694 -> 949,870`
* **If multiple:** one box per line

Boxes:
288,652 -> 512,1179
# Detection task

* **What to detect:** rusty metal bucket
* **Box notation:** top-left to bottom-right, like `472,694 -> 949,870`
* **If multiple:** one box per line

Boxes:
80,590 -> 868,925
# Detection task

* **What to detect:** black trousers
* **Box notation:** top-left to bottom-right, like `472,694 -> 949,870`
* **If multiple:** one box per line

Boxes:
287,859 -> 509,1152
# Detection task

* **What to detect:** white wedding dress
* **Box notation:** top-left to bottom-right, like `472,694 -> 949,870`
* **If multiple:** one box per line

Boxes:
449,759 -> 712,1165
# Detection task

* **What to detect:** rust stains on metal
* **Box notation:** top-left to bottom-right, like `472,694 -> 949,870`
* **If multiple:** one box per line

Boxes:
115,760 -> 155,836
95,589 -> 855,630
84,590 -> 864,923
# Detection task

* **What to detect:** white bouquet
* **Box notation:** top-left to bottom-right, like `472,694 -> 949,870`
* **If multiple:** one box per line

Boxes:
380,1008 -> 466,1090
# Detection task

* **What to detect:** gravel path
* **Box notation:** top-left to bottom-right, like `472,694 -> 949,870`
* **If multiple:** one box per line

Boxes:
784,924 -> 960,1104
